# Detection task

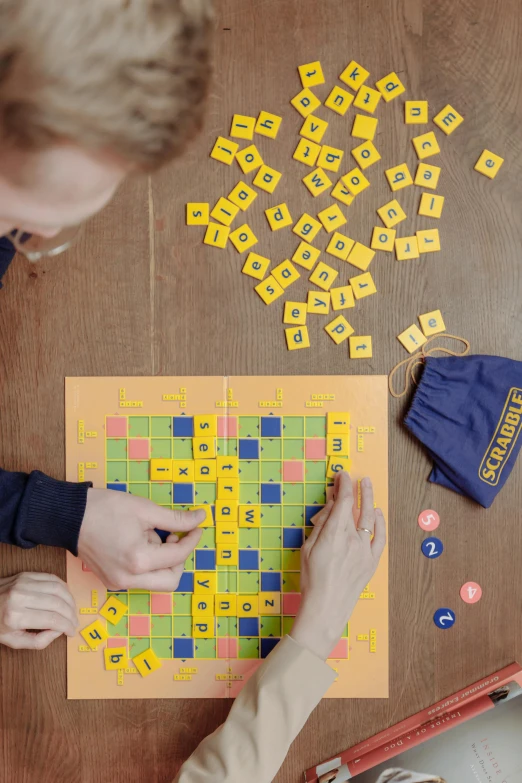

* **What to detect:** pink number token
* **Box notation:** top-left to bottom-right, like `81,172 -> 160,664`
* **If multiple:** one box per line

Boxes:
418,509 -> 440,532
460,582 -> 482,604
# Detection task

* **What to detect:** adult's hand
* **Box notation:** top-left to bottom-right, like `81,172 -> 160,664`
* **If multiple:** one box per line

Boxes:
78,489 -> 205,591
0,572 -> 77,649
291,471 -> 386,660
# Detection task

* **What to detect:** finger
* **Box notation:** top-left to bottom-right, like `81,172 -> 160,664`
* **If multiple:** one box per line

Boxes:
13,610 -> 76,637
21,572 -> 67,586
24,591 -> 78,630
22,579 -> 77,613
4,629 -> 62,650
322,471 -> 356,538
138,528 -> 202,573
305,500 -> 334,548
371,509 -> 387,561
166,533 -> 180,543
127,563 -> 185,592
142,505 -> 206,533
357,477 -> 375,536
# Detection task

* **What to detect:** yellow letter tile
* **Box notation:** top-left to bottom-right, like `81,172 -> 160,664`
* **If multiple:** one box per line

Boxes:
210,136 -> 239,165
230,114 -> 256,140
229,224 -> 258,253
371,227 -> 396,252
324,85 -> 354,116
342,167 -> 370,196
192,595 -> 214,616
238,596 -> 259,617
80,619 -> 108,650
307,291 -> 330,314
309,261 -> 339,291
395,236 -> 420,260
203,222 -> 229,249
300,115 -> 329,144
418,193 -> 445,218
412,131 -> 440,160
236,144 -> 263,174
474,149 -> 504,179
215,500 -> 239,523
350,272 -> 377,300
150,458 -> 173,481
405,100 -> 428,124
397,324 -> 427,353
253,165 -> 282,194
326,232 -> 354,261
385,163 -> 413,191
195,572 -> 218,593
298,61 -> 325,88
192,617 -> 215,638
238,505 -> 261,527
194,415 -> 217,436
217,477 -> 239,500
414,163 -> 441,190
317,203 -> 347,233
272,260 -> 300,289
259,593 -> 281,615
293,213 -> 322,242
217,544 -> 238,566
293,138 -> 321,167
265,203 -> 293,231
351,114 -> 378,140
104,646 -> 128,671
327,412 -> 350,433
330,285 -> 355,311
349,336 -> 373,358
327,456 -> 351,478
418,309 -> 446,336
193,437 -> 216,459
284,301 -> 307,325
433,104 -> 464,135
216,456 -> 239,478
325,315 -> 354,345
228,181 -> 258,210
375,71 -> 405,101
331,179 -> 355,207
351,140 -> 381,170
216,524 -> 239,545
133,648 -> 162,677
286,326 -> 311,351
193,504 -> 214,526
317,145 -> 344,173
303,167 -> 333,196
172,460 -> 195,482
242,252 -> 270,281
327,434 -> 350,455
255,111 -> 282,139
291,87 -> 322,118
255,275 -> 284,305
347,242 -> 375,271
210,197 -> 239,227
215,594 -> 237,616
340,60 -> 369,91
99,596 -> 128,625
353,85 -> 381,113
416,228 -> 440,253
292,241 -> 321,270
186,203 -> 209,226
377,198 -> 407,228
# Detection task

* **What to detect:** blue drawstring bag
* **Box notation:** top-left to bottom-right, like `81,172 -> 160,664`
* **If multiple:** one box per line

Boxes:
404,354 -> 522,508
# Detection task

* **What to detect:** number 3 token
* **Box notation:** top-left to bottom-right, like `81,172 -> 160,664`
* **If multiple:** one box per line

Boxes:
433,608 -> 456,629
460,582 -> 482,604
418,509 -> 440,531
421,537 -> 443,559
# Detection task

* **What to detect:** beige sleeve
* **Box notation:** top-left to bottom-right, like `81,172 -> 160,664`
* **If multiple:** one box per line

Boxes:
173,635 -> 336,783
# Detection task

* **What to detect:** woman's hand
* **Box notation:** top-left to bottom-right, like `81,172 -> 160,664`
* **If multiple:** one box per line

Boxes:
0,572 -> 78,649
291,471 -> 386,660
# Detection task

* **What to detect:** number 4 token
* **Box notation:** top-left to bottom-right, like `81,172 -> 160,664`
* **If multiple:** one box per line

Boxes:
460,582 -> 482,604
421,537 -> 443,559
433,608 -> 456,629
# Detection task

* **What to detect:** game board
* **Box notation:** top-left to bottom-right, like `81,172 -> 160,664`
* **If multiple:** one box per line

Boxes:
66,376 -> 388,699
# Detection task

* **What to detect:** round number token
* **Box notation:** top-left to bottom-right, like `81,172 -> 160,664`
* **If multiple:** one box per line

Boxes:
433,608 -> 456,629
418,509 -> 440,531
421,537 -> 444,559
460,581 -> 483,604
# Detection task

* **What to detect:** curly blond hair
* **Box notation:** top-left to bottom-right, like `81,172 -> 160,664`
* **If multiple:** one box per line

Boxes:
0,0 -> 213,170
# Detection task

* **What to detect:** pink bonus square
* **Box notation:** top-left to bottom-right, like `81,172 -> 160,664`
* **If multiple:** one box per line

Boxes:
217,638 -> 238,659
106,417 -> 127,437
305,438 -> 327,460
329,639 -> 348,659
282,593 -> 301,616
151,594 -> 172,614
283,461 -> 304,482
128,438 -> 150,460
129,616 -> 150,637
107,638 -> 128,649
217,416 -> 238,438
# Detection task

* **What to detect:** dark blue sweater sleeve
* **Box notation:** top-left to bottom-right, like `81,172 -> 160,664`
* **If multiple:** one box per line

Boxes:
0,236 -> 15,287
0,468 -> 91,555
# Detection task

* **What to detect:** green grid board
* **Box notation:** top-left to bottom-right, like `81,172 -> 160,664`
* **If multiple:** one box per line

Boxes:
104,414 -> 348,661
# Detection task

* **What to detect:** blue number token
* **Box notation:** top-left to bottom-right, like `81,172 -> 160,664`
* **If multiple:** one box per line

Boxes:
421,537 -> 443,559
433,608 -> 456,629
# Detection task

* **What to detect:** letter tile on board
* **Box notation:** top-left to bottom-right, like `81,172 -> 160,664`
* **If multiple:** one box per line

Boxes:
331,179 -> 355,207
330,285 -> 355,311
238,505 -> 261,527
217,456 -> 239,477
397,324 -> 427,353
292,241 -> 321,270
317,145 -> 344,173
474,150 -> 504,179
350,271 -> 377,300
195,572 -> 217,594
217,477 -> 239,500
265,203 -> 293,231
349,336 -> 373,358
417,228 -> 441,253
327,455 -> 351,478
172,460 -> 195,482
99,595 -> 128,625
317,203 -> 347,233
284,301 -> 307,325
238,596 -> 259,617
286,326 -> 311,351
298,61 -> 325,88
291,87 -> 322,117
414,163 -> 441,190
340,60 -> 370,91
186,203 -> 209,226
228,181 -> 258,210
385,163 -> 413,191
351,140 -> 381,170
342,167 -> 370,196
81,619 -> 108,650
192,594 -> 214,616
215,503 -> 238,524
326,232 -> 355,261
194,504 -> 214,526
253,165 -> 282,194
193,618 -> 215,638
217,544 -> 239,566
210,136 -> 239,165
418,309 -> 446,336
327,413 -> 350,433
352,114 -> 378,140
255,275 -> 285,305
204,222 -> 229,249
293,139 -> 321,167
229,224 -> 258,253
353,85 -> 381,113
300,115 -> 329,144
395,236 -> 420,260
303,168 -> 333,197
324,85 -> 354,116
375,72 -> 405,101
325,315 -> 354,345
150,458 -> 173,481
405,101 -> 428,124
327,434 -> 349,455
272,260 -> 300,289
193,437 -> 216,459
255,111 -> 282,139
259,593 -> 281,615
377,198 -> 407,228
307,291 -> 331,314
347,242 -> 375,271
236,144 -> 263,174
215,594 -> 237,616
104,647 -> 128,671
371,227 -> 396,252
433,104 -> 464,135
242,252 -> 270,280
412,131 -> 440,160
293,214 -> 322,242
230,114 -> 256,140
210,197 -> 240,227
418,193 -> 445,218
309,261 -> 339,291
133,648 -> 162,677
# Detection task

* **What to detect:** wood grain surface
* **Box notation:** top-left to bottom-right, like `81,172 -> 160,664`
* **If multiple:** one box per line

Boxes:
1,0 -> 522,781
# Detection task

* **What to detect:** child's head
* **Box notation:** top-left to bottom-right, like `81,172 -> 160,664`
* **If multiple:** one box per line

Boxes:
0,0 -> 212,238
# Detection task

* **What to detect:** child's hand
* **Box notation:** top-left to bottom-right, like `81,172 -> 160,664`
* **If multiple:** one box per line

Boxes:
78,489 -> 205,591
291,472 -> 386,660
0,572 -> 78,649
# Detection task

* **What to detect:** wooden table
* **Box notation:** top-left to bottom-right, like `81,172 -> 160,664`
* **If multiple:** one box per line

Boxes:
1,0 -> 521,780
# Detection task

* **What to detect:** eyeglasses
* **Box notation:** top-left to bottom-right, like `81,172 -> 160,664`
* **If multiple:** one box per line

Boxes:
10,224 -> 83,262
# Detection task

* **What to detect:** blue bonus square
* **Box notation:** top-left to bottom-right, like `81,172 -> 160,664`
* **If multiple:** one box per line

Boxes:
173,416 -> 194,437
239,550 -> 259,570
174,638 -> 194,658
239,439 -> 260,459
261,572 -> 281,591
261,638 -> 280,658
306,505 -> 324,526
175,572 -> 194,593
107,483 -> 127,492
239,617 -> 259,637
195,549 -> 216,570
283,528 -> 304,548
173,483 -> 194,504
261,483 -> 282,504
261,417 -> 282,437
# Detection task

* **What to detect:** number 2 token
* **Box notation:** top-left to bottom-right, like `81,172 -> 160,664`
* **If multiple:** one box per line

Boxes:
421,537 -> 443,559
418,509 -> 440,531
460,582 -> 482,604
433,608 -> 456,629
